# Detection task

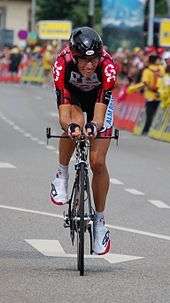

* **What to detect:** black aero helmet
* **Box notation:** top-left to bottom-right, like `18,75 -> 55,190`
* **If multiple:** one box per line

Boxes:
69,27 -> 103,58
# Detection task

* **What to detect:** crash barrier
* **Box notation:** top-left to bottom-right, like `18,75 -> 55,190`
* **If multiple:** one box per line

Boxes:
114,89 -> 145,132
0,60 -> 45,84
21,60 -> 45,84
115,87 -> 170,143
133,102 -> 170,142
148,105 -> 170,142
133,108 -> 146,135
0,63 -> 20,82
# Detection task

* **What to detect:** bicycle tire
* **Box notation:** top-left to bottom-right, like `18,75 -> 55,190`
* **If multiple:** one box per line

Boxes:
77,162 -> 85,276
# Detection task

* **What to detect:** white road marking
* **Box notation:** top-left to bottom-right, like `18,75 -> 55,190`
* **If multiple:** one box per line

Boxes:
50,112 -> 57,117
0,205 -> 63,219
0,204 -> 170,241
30,136 -> 39,141
23,132 -> 32,138
25,239 -> 143,264
16,128 -> 25,134
12,125 -> 21,131
148,200 -> 170,209
110,178 -> 124,185
125,188 -> 145,195
25,239 -> 65,256
0,162 -> 16,168
50,112 -> 59,118
0,111 -> 57,154
7,121 -> 15,126
46,145 -> 56,150
106,224 -> 170,241
37,140 -> 46,145
35,96 -> 43,100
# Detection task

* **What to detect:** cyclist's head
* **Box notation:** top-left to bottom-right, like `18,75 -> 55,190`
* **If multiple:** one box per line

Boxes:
69,27 -> 103,60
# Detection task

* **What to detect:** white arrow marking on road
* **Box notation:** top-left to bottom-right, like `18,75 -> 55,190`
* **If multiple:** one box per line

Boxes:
125,188 -> 145,195
110,178 -> 124,185
25,239 -> 143,264
0,162 -> 16,168
148,200 -> 170,209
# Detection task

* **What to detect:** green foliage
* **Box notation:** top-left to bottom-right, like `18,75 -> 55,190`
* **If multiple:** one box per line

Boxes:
145,0 -> 168,17
36,0 -> 101,29
155,0 -> 168,16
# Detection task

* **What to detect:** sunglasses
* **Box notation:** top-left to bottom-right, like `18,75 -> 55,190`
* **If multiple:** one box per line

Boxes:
78,56 -> 99,64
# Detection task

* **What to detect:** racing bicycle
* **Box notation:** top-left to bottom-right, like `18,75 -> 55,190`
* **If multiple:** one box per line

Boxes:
46,127 -> 119,276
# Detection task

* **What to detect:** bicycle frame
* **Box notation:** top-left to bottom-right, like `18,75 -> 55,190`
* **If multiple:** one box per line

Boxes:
65,136 -> 95,239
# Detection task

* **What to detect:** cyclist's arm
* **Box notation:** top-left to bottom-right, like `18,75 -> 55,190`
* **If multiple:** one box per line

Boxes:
92,59 -> 117,130
53,55 -> 73,131
58,104 -> 72,132
92,103 -> 107,130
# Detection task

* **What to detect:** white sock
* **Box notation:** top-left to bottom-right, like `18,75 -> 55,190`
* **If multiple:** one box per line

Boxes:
56,163 -> 69,178
95,211 -> 105,226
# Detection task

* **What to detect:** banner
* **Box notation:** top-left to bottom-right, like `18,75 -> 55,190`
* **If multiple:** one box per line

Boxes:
159,18 -> 170,47
37,20 -> 72,40
102,0 -> 146,50
113,90 -> 145,131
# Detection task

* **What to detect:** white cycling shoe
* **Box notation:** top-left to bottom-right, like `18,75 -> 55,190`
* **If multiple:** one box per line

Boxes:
93,224 -> 111,255
50,174 -> 68,206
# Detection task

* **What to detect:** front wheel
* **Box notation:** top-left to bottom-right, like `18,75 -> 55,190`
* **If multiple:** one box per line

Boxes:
76,163 -> 85,276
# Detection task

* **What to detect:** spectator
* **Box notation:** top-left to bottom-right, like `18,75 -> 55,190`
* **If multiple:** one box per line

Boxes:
158,58 -> 170,109
141,54 -> 163,135
42,44 -> 54,79
8,46 -> 22,74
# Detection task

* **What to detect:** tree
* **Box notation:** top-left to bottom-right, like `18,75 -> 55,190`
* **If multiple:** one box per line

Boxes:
144,0 -> 168,17
36,0 -> 101,29
155,0 -> 168,16
143,0 -> 169,46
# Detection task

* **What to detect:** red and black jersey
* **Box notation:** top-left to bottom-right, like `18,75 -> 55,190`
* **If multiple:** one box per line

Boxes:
52,46 -> 117,107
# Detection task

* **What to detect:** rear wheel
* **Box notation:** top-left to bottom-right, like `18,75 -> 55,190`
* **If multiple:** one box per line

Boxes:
77,163 -> 85,276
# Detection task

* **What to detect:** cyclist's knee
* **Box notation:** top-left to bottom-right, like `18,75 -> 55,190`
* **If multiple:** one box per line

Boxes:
90,157 -> 106,174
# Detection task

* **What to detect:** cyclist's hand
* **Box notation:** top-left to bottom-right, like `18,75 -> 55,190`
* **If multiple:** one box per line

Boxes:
67,123 -> 81,138
84,122 -> 98,138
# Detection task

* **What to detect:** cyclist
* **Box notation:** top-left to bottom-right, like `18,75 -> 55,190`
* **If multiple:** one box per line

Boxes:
50,27 -> 117,255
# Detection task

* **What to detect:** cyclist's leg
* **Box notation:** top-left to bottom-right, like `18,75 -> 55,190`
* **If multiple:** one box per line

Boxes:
89,137 -> 111,254
88,94 -> 114,254
59,105 -> 85,165
89,138 -> 111,212
89,93 -> 114,211
50,105 -> 84,205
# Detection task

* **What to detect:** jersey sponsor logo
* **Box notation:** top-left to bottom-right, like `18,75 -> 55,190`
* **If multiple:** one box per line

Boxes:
104,64 -> 116,82
53,61 -> 62,81
69,71 -> 101,91
102,95 -> 115,130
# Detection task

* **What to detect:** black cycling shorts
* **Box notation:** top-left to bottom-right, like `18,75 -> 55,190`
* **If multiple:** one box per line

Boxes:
70,90 -> 115,137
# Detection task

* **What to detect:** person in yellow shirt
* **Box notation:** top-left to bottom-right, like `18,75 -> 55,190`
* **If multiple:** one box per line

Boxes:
158,59 -> 170,109
141,54 -> 163,135
42,44 -> 54,79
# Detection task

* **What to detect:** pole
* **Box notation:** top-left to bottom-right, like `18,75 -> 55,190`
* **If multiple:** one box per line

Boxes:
147,0 -> 155,46
31,0 -> 36,31
88,0 -> 95,27
167,0 -> 170,17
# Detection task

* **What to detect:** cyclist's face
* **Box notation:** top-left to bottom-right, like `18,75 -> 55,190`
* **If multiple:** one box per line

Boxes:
77,56 -> 99,77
